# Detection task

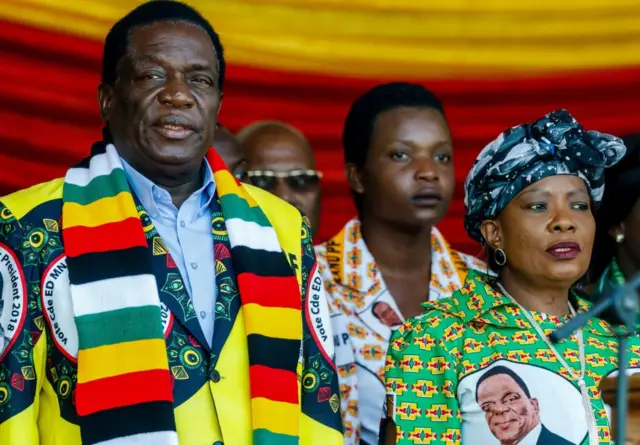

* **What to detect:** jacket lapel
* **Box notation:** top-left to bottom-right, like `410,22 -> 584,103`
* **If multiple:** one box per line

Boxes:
136,203 -> 212,352
208,196 -> 241,367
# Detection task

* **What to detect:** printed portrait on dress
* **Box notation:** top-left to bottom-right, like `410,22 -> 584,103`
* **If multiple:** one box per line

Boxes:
459,361 -> 585,445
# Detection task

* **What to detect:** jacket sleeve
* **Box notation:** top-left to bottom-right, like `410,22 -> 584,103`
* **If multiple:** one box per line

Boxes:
299,216 -> 344,445
0,203 -> 46,444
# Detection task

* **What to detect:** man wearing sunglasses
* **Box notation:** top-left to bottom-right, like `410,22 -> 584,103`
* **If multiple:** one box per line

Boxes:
238,120 -> 322,238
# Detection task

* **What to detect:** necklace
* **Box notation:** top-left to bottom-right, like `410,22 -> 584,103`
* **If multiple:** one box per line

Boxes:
497,283 -> 599,445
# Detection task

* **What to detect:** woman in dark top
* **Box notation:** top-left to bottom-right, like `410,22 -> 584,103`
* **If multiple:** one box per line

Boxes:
589,133 -> 640,297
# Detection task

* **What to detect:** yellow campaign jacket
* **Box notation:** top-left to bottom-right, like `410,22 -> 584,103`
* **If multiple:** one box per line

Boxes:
0,178 -> 343,445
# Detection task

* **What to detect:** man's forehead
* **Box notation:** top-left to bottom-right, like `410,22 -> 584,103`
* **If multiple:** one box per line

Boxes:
479,373 -> 522,393
248,130 -> 312,160
248,148 -> 314,172
128,21 -> 216,60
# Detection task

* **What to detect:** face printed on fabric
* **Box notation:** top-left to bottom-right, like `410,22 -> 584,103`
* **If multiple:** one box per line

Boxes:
354,107 -> 454,230
99,22 -> 222,182
477,373 -> 540,443
243,126 -> 321,235
483,175 -> 595,284
371,302 -> 403,327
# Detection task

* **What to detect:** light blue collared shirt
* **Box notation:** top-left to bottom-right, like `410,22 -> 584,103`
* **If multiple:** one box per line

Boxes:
121,158 -> 217,346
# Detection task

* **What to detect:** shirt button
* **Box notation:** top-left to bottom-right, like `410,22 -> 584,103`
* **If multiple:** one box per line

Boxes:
210,369 -> 221,383
200,311 -> 206,319
180,221 -> 186,228
191,262 -> 198,270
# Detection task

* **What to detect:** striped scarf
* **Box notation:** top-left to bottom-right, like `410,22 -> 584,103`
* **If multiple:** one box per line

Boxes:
62,142 -> 302,445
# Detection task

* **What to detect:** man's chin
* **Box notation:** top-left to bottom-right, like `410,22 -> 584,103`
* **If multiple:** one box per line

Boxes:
493,421 -> 521,442
146,144 -> 206,166
145,130 -> 205,159
136,150 -> 206,185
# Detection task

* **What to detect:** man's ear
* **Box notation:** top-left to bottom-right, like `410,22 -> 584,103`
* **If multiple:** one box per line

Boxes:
217,92 -> 223,116
345,163 -> 365,194
531,397 -> 540,414
97,84 -> 113,124
480,219 -> 502,249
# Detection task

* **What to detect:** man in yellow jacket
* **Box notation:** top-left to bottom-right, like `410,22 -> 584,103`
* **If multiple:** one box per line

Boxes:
0,2 -> 343,444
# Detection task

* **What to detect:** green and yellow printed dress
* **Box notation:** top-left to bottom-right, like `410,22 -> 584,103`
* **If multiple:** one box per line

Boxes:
385,271 -> 640,445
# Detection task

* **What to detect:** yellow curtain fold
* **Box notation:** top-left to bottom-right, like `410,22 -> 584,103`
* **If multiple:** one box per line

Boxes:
2,0 -> 640,77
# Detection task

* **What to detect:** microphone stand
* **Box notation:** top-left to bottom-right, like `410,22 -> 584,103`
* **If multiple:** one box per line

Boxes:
549,274 -> 640,445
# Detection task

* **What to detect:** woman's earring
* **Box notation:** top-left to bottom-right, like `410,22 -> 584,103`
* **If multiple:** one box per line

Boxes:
494,248 -> 507,266
615,233 -> 625,244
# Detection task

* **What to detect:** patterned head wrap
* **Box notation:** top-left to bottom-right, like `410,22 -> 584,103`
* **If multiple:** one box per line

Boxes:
464,109 -> 626,243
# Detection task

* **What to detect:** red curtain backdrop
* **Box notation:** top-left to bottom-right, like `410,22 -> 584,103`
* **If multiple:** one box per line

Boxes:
1,19 -> 639,253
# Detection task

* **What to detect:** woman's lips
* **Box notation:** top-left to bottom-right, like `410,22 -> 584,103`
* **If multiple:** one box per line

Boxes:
545,241 -> 581,260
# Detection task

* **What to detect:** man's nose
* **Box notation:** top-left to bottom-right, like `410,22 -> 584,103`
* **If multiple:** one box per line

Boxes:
274,179 -> 296,204
158,76 -> 196,109
491,402 -> 509,414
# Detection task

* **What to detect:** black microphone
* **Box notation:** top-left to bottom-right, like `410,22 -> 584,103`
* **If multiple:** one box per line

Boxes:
548,271 -> 640,445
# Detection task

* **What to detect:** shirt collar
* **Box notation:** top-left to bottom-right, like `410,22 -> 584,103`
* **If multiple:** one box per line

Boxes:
197,162 -> 216,217
324,218 -> 375,293
520,423 -> 542,445
422,270 -> 617,338
322,217 -> 475,296
120,156 -> 216,221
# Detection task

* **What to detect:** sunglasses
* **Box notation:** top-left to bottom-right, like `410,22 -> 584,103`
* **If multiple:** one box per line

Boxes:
240,169 -> 322,192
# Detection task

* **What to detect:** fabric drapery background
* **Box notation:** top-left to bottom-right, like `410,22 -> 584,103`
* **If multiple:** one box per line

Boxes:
1,0 -> 639,253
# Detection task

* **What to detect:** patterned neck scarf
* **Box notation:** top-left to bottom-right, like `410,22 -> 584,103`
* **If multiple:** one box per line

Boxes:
62,142 -> 302,445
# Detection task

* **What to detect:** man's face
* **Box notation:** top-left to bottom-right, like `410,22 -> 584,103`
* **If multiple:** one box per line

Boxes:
372,302 -> 403,327
477,374 -> 540,444
243,127 -> 321,236
99,21 -> 222,183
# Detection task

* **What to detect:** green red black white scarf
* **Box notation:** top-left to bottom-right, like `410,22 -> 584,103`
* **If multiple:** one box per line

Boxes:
62,141 -> 303,445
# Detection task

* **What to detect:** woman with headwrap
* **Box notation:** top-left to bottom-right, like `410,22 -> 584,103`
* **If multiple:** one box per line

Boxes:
382,110 -> 640,445
589,133 -> 640,298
